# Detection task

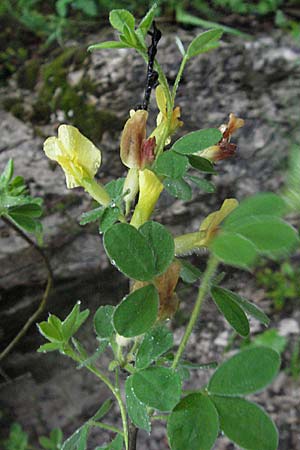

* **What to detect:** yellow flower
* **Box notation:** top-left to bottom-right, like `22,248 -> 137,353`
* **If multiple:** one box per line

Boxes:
151,85 -> 183,145
44,124 -> 101,188
174,199 -> 238,255
130,169 -> 163,228
44,124 -> 110,205
198,198 -> 239,245
200,113 -> 245,162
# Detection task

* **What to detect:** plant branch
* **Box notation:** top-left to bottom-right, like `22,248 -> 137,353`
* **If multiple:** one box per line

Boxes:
0,216 -> 54,362
89,420 -> 124,436
172,256 -> 218,369
128,422 -> 138,450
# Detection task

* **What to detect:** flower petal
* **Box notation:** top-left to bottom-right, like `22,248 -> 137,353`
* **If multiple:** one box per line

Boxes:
120,110 -> 148,168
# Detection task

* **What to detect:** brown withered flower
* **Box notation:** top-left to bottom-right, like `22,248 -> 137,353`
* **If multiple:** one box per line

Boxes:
200,113 -> 245,162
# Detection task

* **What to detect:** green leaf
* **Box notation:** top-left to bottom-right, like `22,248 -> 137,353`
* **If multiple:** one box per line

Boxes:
121,24 -> 138,47
99,206 -> 120,233
167,393 -> 219,450
132,367 -> 181,411
105,178 -> 125,203
187,29 -> 223,59
109,9 -> 135,32
136,324 -> 173,369
211,396 -> 278,450
0,159 -> 14,186
93,398 -> 113,421
138,3 -> 157,36
9,213 -> 42,234
61,303 -> 80,341
224,193 -> 287,227
125,376 -> 151,432
208,347 -> 281,396
113,285 -> 159,337
9,203 -> 42,217
163,177 -> 192,201
103,223 -> 156,281
61,425 -> 89,450
250,329 -> 287,354
37,321 -> 63,343
79,206 -> 104,225
172,128 -> 222,155
211,287 -> 249,337
37,342 -> 63,353
88,41 -> 131,51
139,221 -> 174,275
225,216 -> 299,257
188,155 -> 216,173
94,305 -> 115,339
96,434 -> 123,450
154,151 -> 189,179
212,286 -> 270,326
211,231 -> 258,268
179,260 -> 202,283
186,175 -> 216,193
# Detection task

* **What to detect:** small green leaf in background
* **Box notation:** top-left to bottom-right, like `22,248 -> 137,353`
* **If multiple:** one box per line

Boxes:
188,155 -> 216,173
132,367 -> 181,411
99,206 -> 120,233
39,428 -> 63,450
61,424 -> 89,450
208,346 -> 280,396
163,177 -> 192,201
139,221 -> 175,275
211,231 -> 258,268
211,286 -> 250,337
125,376 -> 151,432
136,324 -> 174,369
211,396 -> 278,450
103,223 -> 156,281
186,175 -> 216,193
113,285 -> 159,337
109,9 -> 135,32
154,151 -> 189,179
211,286 -> 270,326
3,423 -> 28,450
93,398 -> 113,421
0,158 -> 14,186
95,434 -> 123,450
187,29 -> 223,58
79,206 -> 104,225
179,260 -> 202,283
225,216 -> 299,257
94,305 -> 115,339
138,3 -> 157,36
88,41 -> 131,51
248,329 -> 288,354
172,128 -> 222,155
224,192 -> 287,226
167,393 -> 219,450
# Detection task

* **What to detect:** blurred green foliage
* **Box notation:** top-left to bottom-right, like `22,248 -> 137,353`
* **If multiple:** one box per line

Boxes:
257,261 -> 300,311
0,0 -> 299,45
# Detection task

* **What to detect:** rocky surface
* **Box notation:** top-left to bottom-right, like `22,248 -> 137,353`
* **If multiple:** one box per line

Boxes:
0,25 -> 300,449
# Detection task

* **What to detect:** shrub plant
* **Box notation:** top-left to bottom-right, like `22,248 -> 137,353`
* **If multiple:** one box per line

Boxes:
1,4 -> 299,450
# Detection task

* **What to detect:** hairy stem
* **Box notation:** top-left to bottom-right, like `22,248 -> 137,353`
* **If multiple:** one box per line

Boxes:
67,347 -> 129,450
89,420 -> 124,436
0,216 -> 53,362
172,256 -> 218,369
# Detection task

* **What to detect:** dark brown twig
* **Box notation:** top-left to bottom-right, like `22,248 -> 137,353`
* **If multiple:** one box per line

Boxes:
137,21 -> 162,111
128,422 -> 138,450
0,216 -> 53,362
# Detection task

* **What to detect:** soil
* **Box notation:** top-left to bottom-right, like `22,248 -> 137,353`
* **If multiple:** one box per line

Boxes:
0,17 -> 300,450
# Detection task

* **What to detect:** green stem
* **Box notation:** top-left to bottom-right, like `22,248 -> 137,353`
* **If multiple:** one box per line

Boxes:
67,347 -> 129,450
172,256 -> 218,369
152,414 -> 168,421
171,54 -> 188,103
174,231 -> 206,256
89,420 -> 124,436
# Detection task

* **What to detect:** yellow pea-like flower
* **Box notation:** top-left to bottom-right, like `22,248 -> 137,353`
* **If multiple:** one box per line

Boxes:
44,124 -> 110,205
